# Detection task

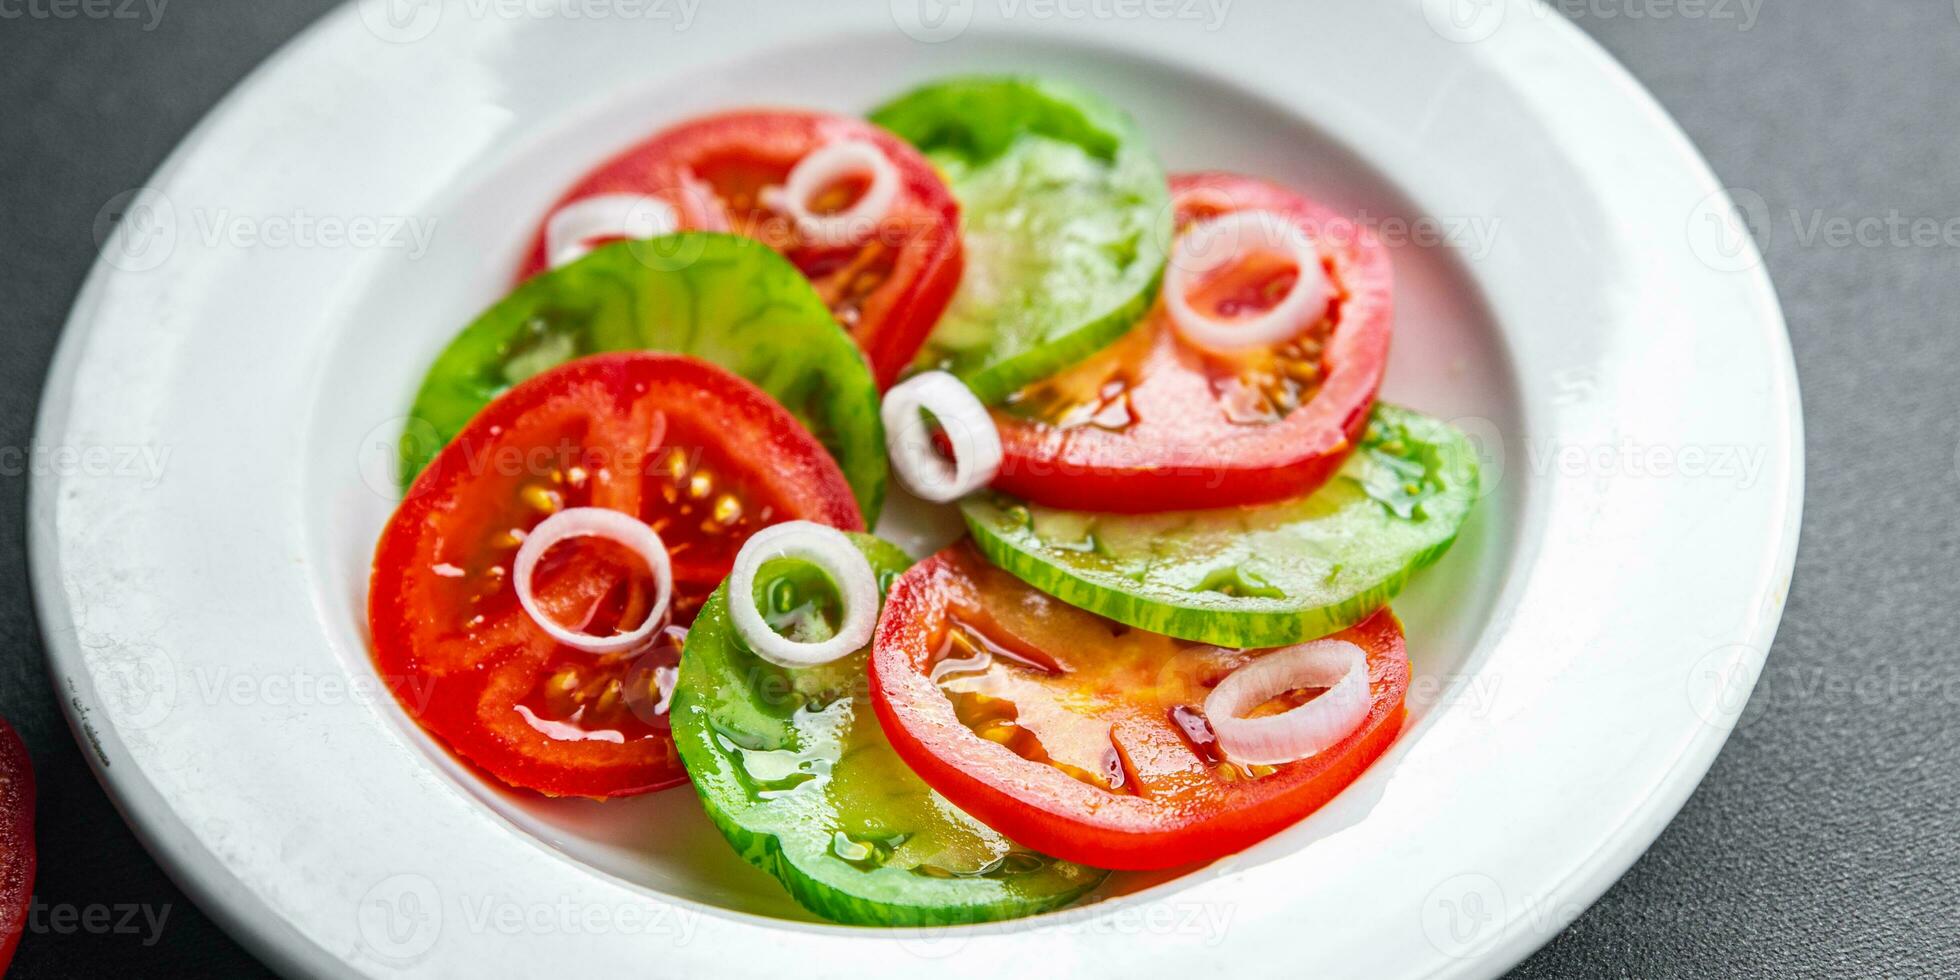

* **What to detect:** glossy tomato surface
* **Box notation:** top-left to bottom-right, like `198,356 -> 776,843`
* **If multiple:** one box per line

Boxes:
0,720 -> 34,973
521,111 -> 962,388
869,544 -> 1408,870
991,172 -> 1393,512
370,353 -> 863,798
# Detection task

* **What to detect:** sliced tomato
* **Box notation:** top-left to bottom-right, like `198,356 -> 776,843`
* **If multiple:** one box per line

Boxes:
990,172 -> 1392,512
370,353 -> 863,798
0,719 -> 34,973
869,544 -> 1408,871
520,111 -> 962,388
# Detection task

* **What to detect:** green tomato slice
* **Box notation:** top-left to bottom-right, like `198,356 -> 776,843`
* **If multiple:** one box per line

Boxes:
962,404 -> 1480,648
401,233 -> 886,521
669,533 -> 1106,925
870,76 -> 1170,403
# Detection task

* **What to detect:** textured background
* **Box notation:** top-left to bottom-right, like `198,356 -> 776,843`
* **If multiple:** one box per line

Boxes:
2,1 -> 1955,976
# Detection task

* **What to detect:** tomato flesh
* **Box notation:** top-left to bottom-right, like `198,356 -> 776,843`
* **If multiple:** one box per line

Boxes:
0,720 -> 33,973
991,172 -> 1393,512
521,111 -> 963,388
870,544 -> 1409,870
371,353 -> 864,797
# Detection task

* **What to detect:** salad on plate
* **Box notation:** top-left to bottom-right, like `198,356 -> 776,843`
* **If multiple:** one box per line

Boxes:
368,74 -> 1479,926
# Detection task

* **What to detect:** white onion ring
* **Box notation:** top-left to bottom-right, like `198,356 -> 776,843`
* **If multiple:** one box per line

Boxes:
1203,639 -> 1370,766
545,193 -> 680,268
512,507 -> 673,656
776,139 -> 900,247
1165,209 -> 1332,353
727,521 -> 880,669
879,371 -> 1001,502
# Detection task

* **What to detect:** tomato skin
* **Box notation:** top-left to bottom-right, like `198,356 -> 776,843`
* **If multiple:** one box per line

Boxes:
990,172 -> 1393,513
521,111 -> 963,389
868,545 -> 1408,871
370,353 -> 863,798
0,719 -> 34,973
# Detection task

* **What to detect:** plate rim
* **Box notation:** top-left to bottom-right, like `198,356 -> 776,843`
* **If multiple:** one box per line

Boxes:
29,2 -> 1802,978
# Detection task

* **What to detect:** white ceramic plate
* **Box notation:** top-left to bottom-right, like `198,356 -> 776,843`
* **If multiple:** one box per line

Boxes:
31,1 -> 1800,977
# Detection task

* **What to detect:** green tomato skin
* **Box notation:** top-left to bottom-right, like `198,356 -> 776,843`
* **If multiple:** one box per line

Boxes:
871,76 -> 1171,404
669,533 -> 1106,926
962,405 -> 1482,649
400,233 -> 886,522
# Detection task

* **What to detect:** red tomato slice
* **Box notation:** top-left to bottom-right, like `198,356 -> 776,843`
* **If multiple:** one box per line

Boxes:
869,544 -> 1408,870
0,720 -> 34,973
990,172 -> 1392,512
520,111 -> 962,388
370,353 -> 864,798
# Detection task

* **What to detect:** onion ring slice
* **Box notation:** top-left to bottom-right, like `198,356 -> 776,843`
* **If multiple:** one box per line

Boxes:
545,193 -> 680,268
1165,208 -> 1331,353
512,506 -> 674,656
1203,638 -> 1370,765
880,371 -> 1002,502
774,139 -> 900,248
727,521 -> 880,668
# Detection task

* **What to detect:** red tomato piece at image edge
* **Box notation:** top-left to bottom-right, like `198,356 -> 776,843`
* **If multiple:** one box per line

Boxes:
0,719 -> 36,972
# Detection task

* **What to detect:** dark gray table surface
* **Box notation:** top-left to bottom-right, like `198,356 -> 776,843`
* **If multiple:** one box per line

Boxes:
3,2 -> 1955,976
